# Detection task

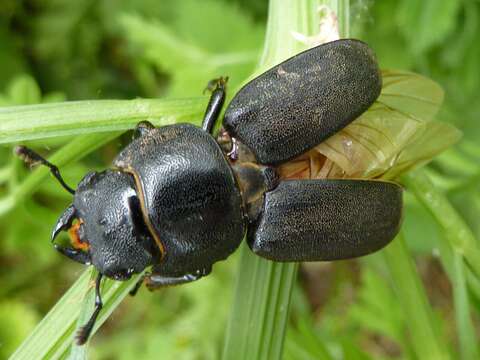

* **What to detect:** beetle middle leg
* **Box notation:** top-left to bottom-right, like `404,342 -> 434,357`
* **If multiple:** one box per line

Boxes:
146,274 -> 201,289
202,77 -> 228,134
134,267 -> 212,292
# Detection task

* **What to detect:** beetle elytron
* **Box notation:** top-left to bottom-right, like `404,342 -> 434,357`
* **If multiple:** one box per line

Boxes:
16,39 -> 403,344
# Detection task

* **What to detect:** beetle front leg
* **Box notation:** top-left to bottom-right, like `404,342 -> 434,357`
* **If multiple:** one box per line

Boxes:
15,145 -> 75,194
76,273 -> 103,345
202,77 -> 228,134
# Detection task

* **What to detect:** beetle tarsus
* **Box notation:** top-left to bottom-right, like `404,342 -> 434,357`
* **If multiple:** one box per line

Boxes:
14,145 -> 75,194
202,76 -> 228,94
76,273 -> 103,345
134,121 -> 155,139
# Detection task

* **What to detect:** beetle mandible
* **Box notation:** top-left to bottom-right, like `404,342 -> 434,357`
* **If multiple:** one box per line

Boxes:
16,39 -> 403,344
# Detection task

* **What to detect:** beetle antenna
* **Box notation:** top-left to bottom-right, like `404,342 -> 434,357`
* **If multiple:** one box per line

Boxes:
76,273 -> 103,345
14,145 -> 75,194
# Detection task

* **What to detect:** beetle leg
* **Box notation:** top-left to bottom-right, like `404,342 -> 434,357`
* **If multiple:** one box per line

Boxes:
128,272 -> 151,296
202,77 -> 228,134
14,145 -> 75,194
203,76 -> 228,94
231,162 -> 279,220
75,273 -> 103,345
134,120 -> 155,138
145,267 -> 211,290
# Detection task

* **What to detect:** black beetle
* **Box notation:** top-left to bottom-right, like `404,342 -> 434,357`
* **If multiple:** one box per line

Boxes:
16,39 -> 402,344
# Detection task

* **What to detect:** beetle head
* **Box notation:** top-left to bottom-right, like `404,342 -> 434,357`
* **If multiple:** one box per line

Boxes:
52,170 -> 159,280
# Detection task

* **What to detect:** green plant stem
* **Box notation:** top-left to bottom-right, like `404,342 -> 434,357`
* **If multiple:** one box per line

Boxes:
223,244 -> 298,360
0,97 -> 207,143
383,233 -> 449,360
223,1 -> 347,359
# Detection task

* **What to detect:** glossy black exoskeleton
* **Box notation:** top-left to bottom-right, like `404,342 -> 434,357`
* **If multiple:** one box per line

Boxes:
16,39 -> 403,345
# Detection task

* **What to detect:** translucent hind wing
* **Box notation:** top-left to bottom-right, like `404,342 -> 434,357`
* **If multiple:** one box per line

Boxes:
311,70 -> 458,179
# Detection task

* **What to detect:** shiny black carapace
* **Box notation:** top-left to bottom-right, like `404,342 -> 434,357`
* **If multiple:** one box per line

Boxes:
16,39 -> 402,345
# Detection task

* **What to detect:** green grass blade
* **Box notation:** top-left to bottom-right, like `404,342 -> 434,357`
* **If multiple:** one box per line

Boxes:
0,97 -> 206,143
222,245 -> 298,360
403,171 -> 480,358
10,268 -> 142,360
403,170 -> 480,280
383,233 -> 450,360
452,254 -> 480,360
285,316 -> 334,360
9,270 -> 92,360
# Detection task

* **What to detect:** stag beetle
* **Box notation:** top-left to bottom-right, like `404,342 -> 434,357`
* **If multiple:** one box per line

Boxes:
16,39 -> 403,344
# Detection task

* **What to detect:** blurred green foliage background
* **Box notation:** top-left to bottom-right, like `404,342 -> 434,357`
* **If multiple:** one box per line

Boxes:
0,0 -> 479,359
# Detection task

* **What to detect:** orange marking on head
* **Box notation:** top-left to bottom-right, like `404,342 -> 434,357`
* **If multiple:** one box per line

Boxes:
69,220 -> 89,251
